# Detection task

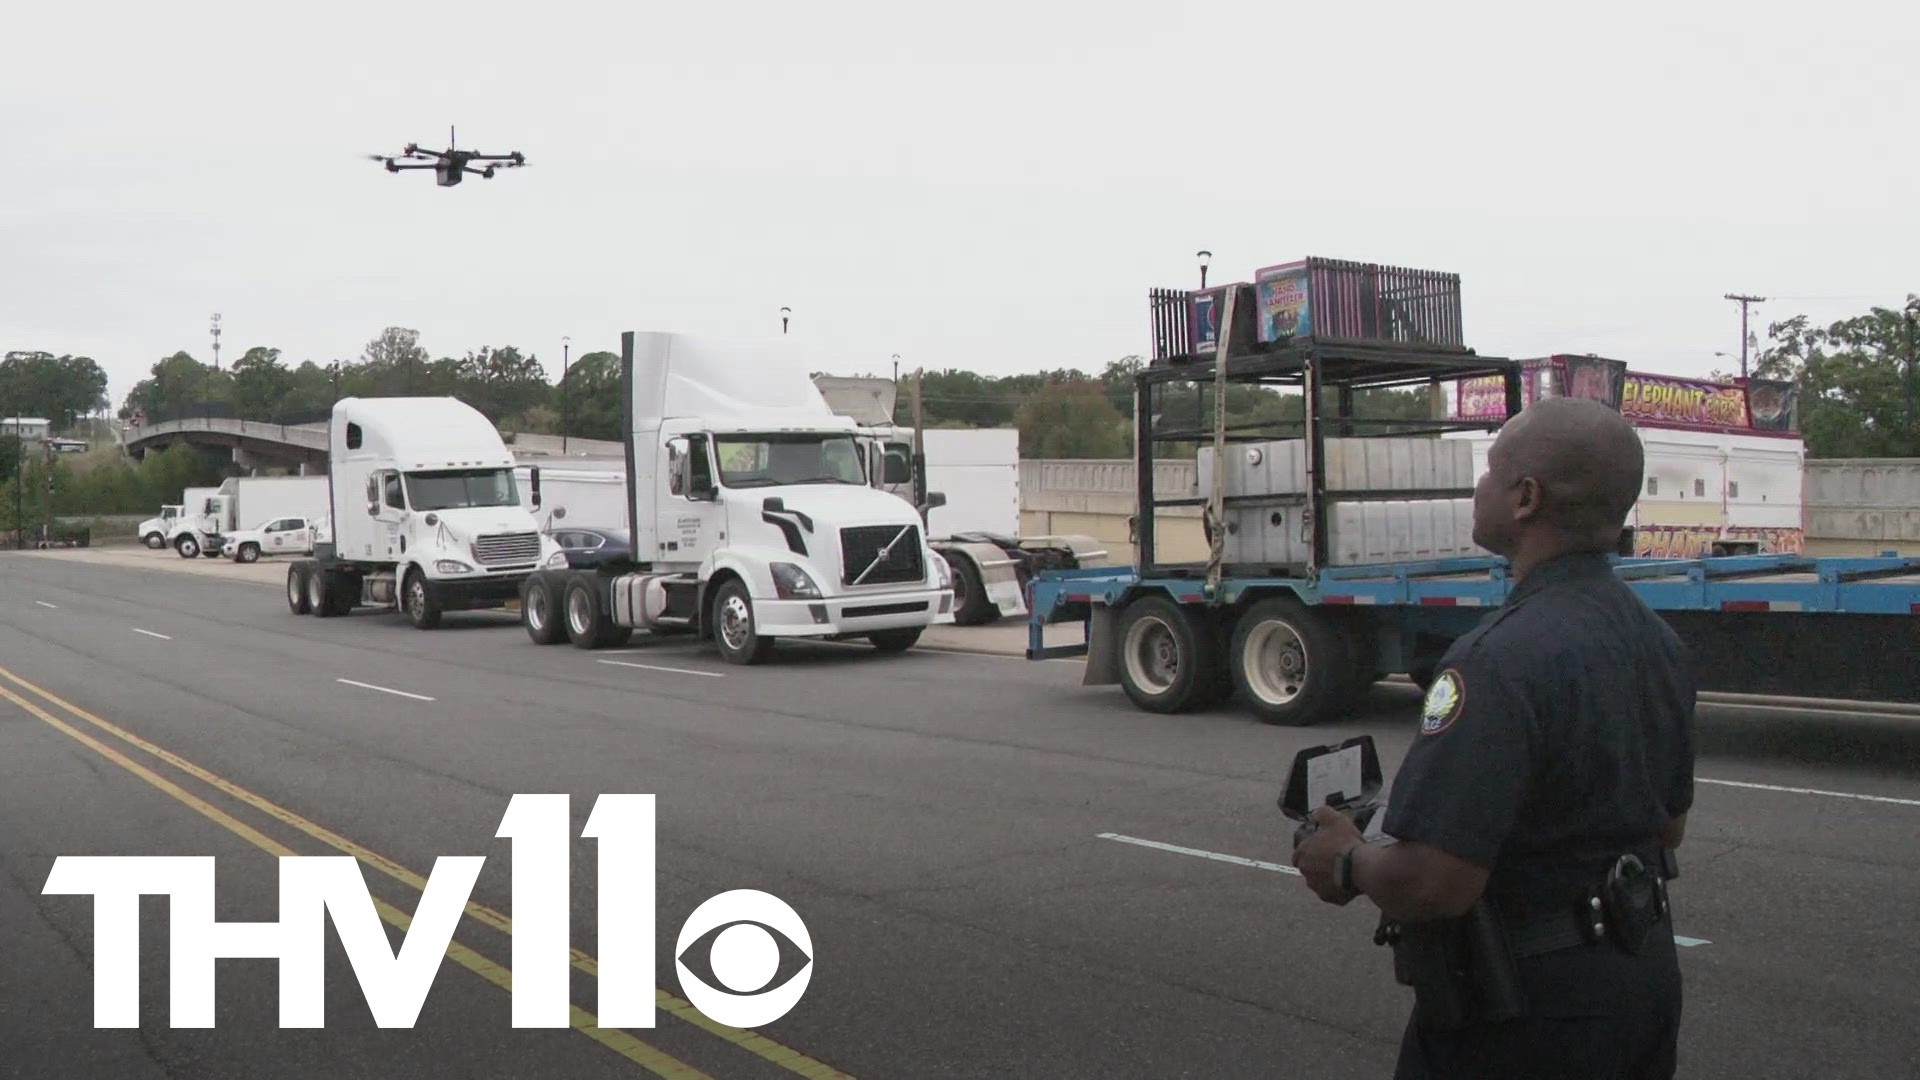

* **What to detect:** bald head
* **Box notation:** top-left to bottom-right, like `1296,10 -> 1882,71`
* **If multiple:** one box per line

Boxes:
1479,397 -> 1644,553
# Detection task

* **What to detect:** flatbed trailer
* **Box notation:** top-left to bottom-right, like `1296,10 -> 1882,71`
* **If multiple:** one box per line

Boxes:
1023,263 -> 1920,723
1027,553 -> 1920,723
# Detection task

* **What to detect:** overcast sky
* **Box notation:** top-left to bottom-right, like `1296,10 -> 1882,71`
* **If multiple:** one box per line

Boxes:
3,0 -> 1914,410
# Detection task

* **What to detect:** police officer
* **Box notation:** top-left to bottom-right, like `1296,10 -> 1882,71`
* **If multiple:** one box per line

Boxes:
1292,396 -> 1696,1079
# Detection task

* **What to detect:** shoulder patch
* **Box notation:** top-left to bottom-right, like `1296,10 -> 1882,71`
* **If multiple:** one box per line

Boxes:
1420,669 -> 1466,735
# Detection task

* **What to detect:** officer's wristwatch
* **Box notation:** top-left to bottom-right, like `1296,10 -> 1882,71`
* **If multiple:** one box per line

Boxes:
1336,843 -> 1361,897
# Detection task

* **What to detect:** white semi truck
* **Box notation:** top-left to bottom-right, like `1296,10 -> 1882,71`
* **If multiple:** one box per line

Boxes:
813,375 -> 1109,625
169,477 -> 328,560
516,330 -> 954,662
513,460 -> 630,531
286,397 -> 565,628
138,503 -> 185,549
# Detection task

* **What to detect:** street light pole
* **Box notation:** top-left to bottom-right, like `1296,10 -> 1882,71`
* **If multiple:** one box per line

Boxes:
1724,293 -> 1764,380
781,307 -> 792,335
1197,250 -> 1212,289
561,335 -> 571,455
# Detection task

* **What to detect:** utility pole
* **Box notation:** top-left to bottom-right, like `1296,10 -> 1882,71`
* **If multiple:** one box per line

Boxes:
1724,294 -> 1765,379
1904,300 -> 1918,449
210,313 -> 223,372
561,335 -> 571,455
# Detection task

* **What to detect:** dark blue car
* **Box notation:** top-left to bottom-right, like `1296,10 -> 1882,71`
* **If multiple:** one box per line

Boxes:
547,525 -> 632,568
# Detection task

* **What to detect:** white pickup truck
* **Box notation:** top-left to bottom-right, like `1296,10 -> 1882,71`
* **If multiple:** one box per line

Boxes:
222,515 -> 327,562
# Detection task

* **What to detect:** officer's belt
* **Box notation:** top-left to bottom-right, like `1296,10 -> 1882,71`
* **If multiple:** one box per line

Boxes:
1496,851 -> 1670,959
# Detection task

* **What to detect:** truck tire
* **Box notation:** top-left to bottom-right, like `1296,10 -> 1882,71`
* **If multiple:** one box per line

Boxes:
945,553 -> 998,626
1113,594 -> 1221,713
1228,596 -> 1352,727
175,535 -> 200,559
562,577 -> 630,649
309,567 -> 338,617
325,573 -> 360,617
236,543 -> 260,564
522,576 -> 567,645
402,568 -> 443,629
868,627 -> 923,653
709,577 -> 773,665
143,532 -> 165,549
288,563 -> 312,615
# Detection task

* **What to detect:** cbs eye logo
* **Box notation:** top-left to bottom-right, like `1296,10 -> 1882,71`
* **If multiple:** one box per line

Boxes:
674,890 -> 815,1027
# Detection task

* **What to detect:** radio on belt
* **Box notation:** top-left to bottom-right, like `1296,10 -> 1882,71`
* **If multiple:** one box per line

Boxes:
1278,735 -> 1385,839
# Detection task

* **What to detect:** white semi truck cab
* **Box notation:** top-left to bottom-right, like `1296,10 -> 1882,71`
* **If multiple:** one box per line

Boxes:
812,375 -> 1110,626
138,505 -> 184,549
517,330 -> 954,662
286,397 -> 565,628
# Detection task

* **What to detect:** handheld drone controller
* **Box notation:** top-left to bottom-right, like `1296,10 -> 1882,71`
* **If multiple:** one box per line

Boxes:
1278,735 -> 1385,846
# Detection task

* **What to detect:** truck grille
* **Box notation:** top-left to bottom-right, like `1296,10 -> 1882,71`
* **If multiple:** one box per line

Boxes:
840,524 -> 924,587
473,531 -> 541,568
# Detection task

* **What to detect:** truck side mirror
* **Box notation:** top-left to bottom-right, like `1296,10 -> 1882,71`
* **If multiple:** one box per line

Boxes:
367,503 -> 380,517
762,497 -> 785,513
922,492 -> 947,511
529,466 -> 542,509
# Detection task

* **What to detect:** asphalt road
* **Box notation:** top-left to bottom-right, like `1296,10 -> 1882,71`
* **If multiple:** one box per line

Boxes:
2,551 -> 1917,1080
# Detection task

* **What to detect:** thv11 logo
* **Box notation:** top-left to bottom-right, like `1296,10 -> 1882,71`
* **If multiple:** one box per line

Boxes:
41,794 -> 813,1030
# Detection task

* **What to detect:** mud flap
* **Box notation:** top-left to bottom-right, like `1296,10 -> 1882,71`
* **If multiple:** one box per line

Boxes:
1083,604 -> 1119,686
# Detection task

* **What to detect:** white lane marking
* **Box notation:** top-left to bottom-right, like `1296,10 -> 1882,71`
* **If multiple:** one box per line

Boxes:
1099,833 -> 1714,947
335,678 -> 436,702
1699,777 -> 1920,807
1098,832 -> 1300,877
596,659 -> 725,679
35,601 -> 57,609
131,628 -> 172,640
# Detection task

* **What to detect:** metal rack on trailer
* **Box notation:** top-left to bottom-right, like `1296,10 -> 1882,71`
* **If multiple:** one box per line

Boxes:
1026,267 -> 1920,724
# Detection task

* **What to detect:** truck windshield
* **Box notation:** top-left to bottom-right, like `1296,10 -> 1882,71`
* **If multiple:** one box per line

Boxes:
715,434 -> 865,488
404,469 -> 519,511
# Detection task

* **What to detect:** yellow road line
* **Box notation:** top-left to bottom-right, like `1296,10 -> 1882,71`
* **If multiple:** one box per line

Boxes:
0,665 -> 857,1080
0,681 -> 708,1079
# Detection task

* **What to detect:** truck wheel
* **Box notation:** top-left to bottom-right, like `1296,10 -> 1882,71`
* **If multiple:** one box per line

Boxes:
237,543 -> 260,564
868,627 -> 923,653
175,535 -> 200,559
1114,594 -> 1220,713
945,554 -> 998,626
563,578 -> 629,649
143,532 -> 165,549
1229,597 -> 1352,727
309,567 -> 337,617
288,564 -> 312,615
403,568 -> 442,629
523,577 -> 567,645
710,577 -> 773,665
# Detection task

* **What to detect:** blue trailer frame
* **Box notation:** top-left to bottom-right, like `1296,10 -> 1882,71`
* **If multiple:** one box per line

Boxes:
1028,552 -> 1920,719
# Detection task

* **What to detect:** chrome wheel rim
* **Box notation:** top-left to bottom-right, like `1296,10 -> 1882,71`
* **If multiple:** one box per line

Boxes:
568,589 -> 591,636
307,571 -> 324,609
527,588 -> 546,631
719,594 -> 753,651
288,573 -> 301,607
407,579 -> 426,618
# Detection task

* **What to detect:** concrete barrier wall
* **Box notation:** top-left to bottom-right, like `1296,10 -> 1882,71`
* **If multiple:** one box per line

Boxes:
1804,459 -> 1920,554
1022,456 -> 1920,563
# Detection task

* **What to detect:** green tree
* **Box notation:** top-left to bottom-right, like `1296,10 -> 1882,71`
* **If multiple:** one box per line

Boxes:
1015,379 -> 1130,457
1,351 -> 110,429
120,352 -> 231,420
229,347 -> 295,421
558,351 -> 621,440
1753,300 -> 1920,458
458,345 -> 552,423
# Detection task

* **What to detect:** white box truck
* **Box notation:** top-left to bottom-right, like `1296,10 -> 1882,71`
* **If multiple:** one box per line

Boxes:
813,375 -> 1109,625
169,476 -> 328,560
286,397 -> 565,628
516,330 -> 954,662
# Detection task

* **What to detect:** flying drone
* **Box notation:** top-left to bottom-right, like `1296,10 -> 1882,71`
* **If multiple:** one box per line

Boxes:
367,127 -> 527,187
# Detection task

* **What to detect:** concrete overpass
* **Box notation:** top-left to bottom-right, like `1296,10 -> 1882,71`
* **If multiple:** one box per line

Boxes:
121,417 -> 622,472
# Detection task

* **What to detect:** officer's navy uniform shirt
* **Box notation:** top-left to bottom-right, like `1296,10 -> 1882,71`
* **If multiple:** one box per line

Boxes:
1382,550 -> 1697,915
